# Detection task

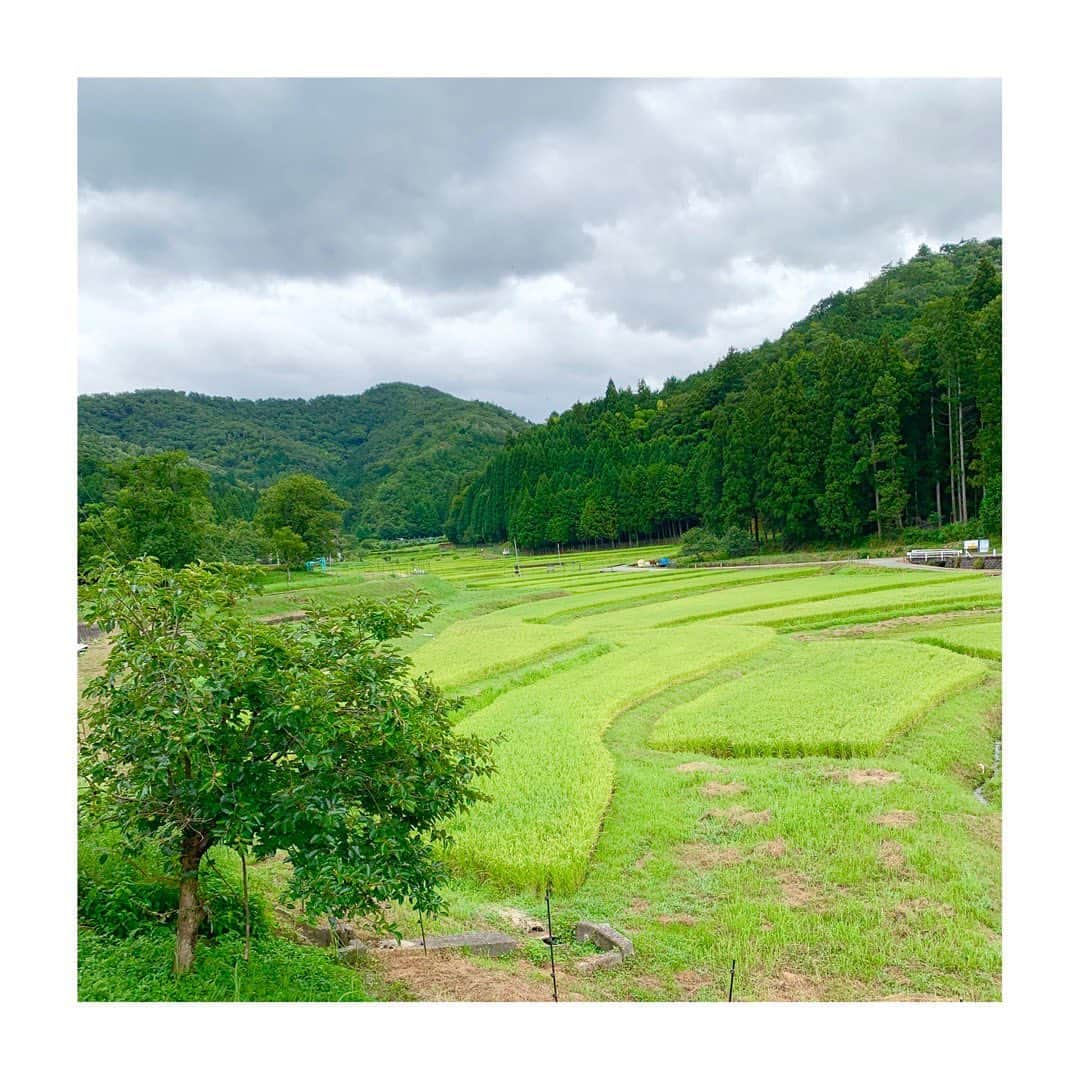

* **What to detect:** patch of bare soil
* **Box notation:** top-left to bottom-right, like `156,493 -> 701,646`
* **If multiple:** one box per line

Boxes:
882,992 -> 958,1001
674,970 -> 712,998
633,851 -> 655,870
376,950 -> 570,1002
878,840 -> 907,871
629,897 -> 651,914
756,838 -> 787,858
675,761 -> 721,774
676,843 -> 743,870
873,810 -> 918,828
776,871 -> 823,909
945,812 -> 1001,849
705,804 -> 772,826
494,907 -> 546,935
831,768 -> 901,786
635,974 -> 665,993
702,781 -> 748,797
761,969 -> 827,1001
656,912 -> 699,926
894,897 -> 955,919
77,636 -> 113,705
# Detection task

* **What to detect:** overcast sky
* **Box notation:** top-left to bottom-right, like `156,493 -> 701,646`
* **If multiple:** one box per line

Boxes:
78,78 -> 1001,421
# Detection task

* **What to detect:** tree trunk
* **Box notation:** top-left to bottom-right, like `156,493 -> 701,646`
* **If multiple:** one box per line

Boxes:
931,394 -> 942,524
870,435 -> 882,539
946,379 -> 957,523
241,850 -> 251,963
957,371 -> 968,523
174,828 -> 211,975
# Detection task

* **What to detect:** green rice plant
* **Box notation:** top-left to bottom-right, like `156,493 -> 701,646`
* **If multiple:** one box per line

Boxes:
912,620 -> 1001,661
649,639 -> 986,758
525,567 -> 829,625
447,622 -> 777,892
734,578 -> 1002,630
570,570 -> 970,633
410,621 -> 588,690
760,591 -> 1002,630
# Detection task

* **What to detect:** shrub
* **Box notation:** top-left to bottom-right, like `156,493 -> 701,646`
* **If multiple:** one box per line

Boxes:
718,527 -> 757,559
78,825 -> 270,941
679,526 -> 720,559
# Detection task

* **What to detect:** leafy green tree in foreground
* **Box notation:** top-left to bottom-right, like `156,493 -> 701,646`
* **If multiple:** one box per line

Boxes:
79,557 -> 495,975
255,473 -> 348,558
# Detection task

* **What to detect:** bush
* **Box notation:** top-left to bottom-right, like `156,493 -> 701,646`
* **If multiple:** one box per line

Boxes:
718,527 -> 756,559
679,526 -> 756,562
78,926 -> 375,1002
678,526 -> 720,559
78,825 -> 269,940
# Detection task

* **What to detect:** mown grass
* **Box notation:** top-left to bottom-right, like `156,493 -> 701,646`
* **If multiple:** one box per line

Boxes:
650,640 -> 986,758
448,622 -> 776,892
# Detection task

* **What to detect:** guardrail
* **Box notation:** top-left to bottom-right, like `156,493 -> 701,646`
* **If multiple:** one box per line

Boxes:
907,549 -> 963,563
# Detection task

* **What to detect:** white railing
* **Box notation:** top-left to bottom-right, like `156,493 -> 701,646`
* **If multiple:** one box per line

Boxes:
907,549 -> 963,563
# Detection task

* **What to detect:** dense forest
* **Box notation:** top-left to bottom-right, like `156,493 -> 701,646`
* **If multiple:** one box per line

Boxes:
78,383 -> 528,539
446,239 -> 1002,549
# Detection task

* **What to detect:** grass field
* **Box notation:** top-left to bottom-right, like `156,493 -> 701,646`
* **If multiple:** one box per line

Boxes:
79,544 -> 1002,1001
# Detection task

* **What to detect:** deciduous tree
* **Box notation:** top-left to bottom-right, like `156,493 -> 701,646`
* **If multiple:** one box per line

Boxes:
79,557 -> 495,975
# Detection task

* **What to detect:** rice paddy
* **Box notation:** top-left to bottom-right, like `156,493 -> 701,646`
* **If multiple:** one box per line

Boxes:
649,639 -> 986,758
228,543 -> 1002,1000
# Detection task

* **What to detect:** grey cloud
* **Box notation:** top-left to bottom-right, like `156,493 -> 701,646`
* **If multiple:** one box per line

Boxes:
78,78 -> 1000,416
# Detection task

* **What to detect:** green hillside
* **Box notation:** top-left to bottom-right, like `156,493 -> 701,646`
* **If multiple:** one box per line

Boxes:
78,383 -> 529,538
447,238 -> 1001,549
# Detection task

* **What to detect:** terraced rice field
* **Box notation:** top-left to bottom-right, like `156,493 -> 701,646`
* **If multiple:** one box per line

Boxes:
649,639 -> 986,758
242,544 -> 1002,1000
910,618 -> 1002,661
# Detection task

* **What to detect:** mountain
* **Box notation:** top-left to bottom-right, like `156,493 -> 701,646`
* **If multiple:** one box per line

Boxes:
78,383 -> 529,538
447,238 -> 1002,548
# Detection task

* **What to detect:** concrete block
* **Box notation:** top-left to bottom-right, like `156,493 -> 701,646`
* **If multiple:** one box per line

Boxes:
574,921 -> 634,958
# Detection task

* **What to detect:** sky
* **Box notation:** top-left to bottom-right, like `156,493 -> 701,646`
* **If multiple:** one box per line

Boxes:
78,78 -> 1001,421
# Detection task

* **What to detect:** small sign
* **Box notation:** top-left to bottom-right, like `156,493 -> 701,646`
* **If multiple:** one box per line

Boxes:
978,539 -> 990,553
963,539 -> 978,552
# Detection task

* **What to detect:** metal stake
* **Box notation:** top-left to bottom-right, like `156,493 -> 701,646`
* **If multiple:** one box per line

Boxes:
418,911 -> 427,954
545,884 -> 558,1002
728,958 -> 736,1002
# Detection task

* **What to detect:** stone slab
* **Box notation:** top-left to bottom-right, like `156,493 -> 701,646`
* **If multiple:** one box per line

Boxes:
341,930 -> 520,959
574,921 -> 634,958
575,950 -> 624,973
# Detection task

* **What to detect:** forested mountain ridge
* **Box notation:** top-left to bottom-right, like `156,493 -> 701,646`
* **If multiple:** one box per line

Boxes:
447,238 -> 1002,548
78,383 -> 529,538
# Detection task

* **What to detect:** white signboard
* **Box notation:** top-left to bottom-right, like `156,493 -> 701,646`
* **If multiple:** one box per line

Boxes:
978,539 -> 990,553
